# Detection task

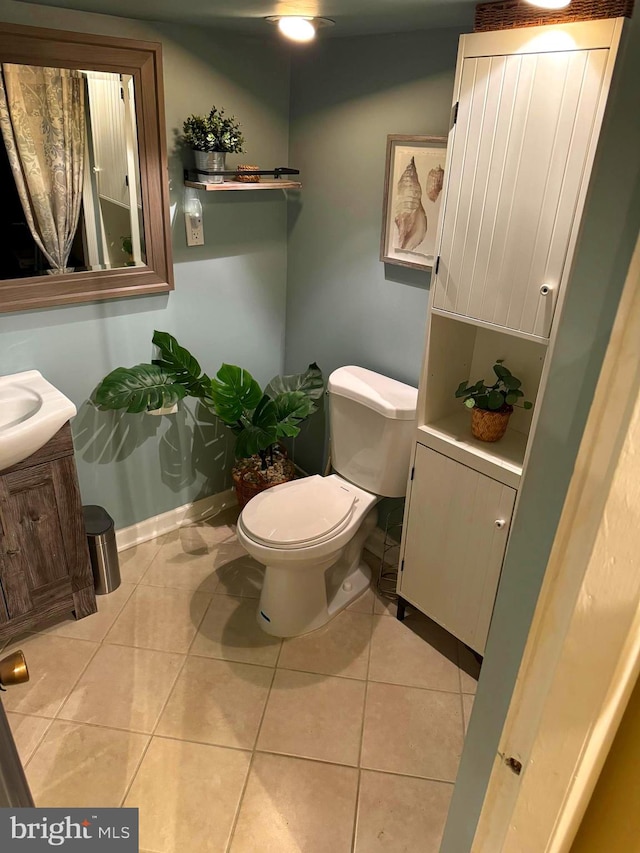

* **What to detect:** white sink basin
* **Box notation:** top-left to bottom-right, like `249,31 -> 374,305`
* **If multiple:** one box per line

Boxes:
0,370 -> 76,471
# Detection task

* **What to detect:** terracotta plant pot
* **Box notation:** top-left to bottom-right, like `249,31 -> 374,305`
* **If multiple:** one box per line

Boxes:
232,446 -> 296,508
471,406 -> 513,442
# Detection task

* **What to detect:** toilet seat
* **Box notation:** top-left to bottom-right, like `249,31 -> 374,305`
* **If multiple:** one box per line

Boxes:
240,475 -> 358,548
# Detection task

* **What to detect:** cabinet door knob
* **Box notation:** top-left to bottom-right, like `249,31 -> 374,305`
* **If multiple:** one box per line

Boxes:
540,284 -> 552,296
495,519 -> 506,529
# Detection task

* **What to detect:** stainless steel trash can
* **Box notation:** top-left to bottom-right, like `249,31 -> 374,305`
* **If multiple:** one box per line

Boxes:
83,505 -> 121,595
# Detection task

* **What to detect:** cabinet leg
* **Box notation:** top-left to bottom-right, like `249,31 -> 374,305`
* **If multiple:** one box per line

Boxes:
72,586 -> 97,620
396,596 -> 407,622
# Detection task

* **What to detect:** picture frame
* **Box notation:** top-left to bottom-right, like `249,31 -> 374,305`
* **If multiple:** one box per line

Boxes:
380,134 -> 447,271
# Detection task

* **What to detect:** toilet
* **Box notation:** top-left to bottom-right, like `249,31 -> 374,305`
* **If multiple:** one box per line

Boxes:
236,366 -> 418,637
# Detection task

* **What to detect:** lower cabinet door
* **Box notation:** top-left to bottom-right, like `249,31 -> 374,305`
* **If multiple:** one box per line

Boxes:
399,444 -> 516,654
0,460 -> 74,621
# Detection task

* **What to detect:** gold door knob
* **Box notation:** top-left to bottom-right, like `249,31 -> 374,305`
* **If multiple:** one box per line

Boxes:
0,650 -> 29,687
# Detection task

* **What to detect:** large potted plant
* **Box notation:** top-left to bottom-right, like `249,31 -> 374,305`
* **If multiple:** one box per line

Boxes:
92,331 -> 324,506
182,106 -> 245,185
455,359 -> 533,442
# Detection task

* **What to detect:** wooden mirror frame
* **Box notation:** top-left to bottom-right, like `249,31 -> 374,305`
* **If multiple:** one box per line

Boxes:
0,23 -> 173,313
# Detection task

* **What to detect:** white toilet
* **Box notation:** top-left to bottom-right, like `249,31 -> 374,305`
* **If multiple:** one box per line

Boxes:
236,366 -> 418,637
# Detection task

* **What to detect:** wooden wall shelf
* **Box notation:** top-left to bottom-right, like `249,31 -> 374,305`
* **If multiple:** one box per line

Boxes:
184,179 -> 302,192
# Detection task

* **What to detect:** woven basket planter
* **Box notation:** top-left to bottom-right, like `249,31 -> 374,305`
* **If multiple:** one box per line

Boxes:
232,449 -> 296,508
471,406 -> 513,442
474,0 -> 634,31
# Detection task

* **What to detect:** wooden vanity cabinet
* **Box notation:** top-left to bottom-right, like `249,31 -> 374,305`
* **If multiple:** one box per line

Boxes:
0,423 -> 96,642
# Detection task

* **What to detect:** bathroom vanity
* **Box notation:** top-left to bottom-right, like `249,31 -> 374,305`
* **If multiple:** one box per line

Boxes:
397,17 -> 625,655
0,423 -> 96,643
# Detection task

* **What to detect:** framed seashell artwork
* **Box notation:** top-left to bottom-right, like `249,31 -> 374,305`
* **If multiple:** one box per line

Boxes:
380,135 -> 447,271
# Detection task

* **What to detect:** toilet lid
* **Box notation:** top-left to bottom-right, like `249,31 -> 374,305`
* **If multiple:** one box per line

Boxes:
241,475 -> 356,546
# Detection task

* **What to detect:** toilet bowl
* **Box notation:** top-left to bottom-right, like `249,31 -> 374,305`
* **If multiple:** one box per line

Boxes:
237,365 -> 418,638
237,474 -> 378,637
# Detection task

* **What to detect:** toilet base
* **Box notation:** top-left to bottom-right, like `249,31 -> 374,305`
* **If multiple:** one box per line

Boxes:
327,561 -> 371,620
257,557 -> 372,637
246,503 -> 378,638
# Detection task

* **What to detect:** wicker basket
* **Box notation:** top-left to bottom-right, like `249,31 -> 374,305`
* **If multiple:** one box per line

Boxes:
474,0 -> 634,31
471,407 -> 512,442
232,454 -> 296,508
235,164 -> 261,183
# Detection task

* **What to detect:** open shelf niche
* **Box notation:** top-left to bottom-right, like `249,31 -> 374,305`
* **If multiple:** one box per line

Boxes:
418,313 -> 548,486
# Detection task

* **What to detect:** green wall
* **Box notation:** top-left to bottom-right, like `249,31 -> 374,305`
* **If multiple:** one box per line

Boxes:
441,13 -> 640,851
0,0 -> 291,528
285,28 -> 462,474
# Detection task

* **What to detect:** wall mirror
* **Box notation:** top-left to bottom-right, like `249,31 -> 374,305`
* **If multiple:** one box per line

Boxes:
0,23 -> 173,313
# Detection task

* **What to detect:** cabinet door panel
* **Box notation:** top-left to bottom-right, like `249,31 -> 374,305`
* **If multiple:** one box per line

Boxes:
434,47 -> 608,337
0,462 -> 71,619
399,445 -> 516,654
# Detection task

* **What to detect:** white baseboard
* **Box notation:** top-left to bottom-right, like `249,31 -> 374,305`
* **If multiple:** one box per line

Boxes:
115,488 -> 237,552
116,488 -> 394,559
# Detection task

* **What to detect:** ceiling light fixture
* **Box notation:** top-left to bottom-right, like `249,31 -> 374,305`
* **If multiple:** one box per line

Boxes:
524,0 -> 571,8
265,16 -> 335,43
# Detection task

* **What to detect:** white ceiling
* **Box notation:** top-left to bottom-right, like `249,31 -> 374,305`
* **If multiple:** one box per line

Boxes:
16,0 -> 477,36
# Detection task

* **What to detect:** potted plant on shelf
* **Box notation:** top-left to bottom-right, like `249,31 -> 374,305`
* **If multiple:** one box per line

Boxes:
92,331 -> 324,506
182,106 -> 245,185
454,359 -> 533,443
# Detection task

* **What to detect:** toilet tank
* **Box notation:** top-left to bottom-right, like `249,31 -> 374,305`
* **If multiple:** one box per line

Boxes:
328,366 -> 418,498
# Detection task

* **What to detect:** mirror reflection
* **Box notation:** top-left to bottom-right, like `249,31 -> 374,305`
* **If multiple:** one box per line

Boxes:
0,64 -> 144,279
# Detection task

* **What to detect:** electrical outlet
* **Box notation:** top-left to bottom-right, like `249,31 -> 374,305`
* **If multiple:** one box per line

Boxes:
185,212 -> 204,246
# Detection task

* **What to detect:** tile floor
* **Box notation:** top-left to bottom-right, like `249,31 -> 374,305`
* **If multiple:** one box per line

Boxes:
3,507 -> 480,852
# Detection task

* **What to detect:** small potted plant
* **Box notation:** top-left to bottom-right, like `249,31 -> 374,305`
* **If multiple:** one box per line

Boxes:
182,106 -> 245,184
92,331 -> 324,506
455,360 -> 533,442
120,236 -> 135,266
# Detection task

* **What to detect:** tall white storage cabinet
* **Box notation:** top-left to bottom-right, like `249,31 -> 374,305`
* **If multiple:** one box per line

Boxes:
397,18 -> 625,655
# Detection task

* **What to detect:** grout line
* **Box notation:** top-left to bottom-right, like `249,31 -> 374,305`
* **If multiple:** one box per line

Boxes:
354,765 -> 456,786
186,650 -> 282,669
19,635 -> 108,773
49,641 -> 103,720
114,584 -> 224,807
350,769 -> 362,853
117,733 -> 153,809
20,716 -> 55,770
251,748 -> 457,785
71,637 -> 464,696
118,564 -> 214,809
355,615 -> 376,777
117,654 -> 189,808
142,731 -> 253,756
32,715 -> 175,740
225,663 -> 279,853
250,667 -> 279,752
224,750 -> 255,853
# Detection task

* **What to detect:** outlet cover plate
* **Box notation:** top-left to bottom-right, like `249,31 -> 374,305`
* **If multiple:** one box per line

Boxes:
185,213 -> 204,246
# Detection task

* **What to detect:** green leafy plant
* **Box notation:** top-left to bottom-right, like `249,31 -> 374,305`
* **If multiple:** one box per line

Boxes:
182,107 -> 245,153
92,331 -> 323,468
120,236 -> 134,266
455,360 -> 533,412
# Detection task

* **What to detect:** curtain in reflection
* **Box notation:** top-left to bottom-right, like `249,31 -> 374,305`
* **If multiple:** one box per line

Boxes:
0,64 -> 85,274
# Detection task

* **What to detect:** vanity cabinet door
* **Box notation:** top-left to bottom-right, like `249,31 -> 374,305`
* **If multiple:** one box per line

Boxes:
399,444 -> 516,654
0,459 -> 84,623
433,46 -> 609,338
